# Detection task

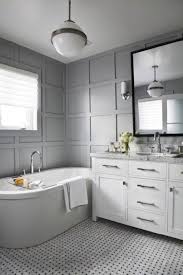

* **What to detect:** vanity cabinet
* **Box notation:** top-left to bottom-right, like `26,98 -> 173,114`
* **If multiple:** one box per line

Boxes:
92,155 -> 183,240
168,164 -> 183,238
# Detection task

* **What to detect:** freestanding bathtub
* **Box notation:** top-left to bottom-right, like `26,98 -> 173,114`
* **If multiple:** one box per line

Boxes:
0,167 -> 92,248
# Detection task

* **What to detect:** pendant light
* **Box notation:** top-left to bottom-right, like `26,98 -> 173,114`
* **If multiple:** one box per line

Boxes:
51,0 -> 88,57
147,65 -> 164,97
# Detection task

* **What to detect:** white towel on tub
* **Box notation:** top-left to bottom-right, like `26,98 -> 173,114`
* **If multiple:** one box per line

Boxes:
63,176 -> 88,213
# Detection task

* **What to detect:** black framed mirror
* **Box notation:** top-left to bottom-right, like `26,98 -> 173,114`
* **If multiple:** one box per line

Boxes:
131,38 -> 183,137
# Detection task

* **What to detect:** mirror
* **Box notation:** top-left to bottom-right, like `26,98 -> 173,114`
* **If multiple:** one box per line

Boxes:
131,38 -> 183,136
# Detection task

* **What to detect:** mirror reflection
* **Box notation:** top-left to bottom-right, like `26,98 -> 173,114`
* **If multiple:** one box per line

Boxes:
132,39 -> 183,135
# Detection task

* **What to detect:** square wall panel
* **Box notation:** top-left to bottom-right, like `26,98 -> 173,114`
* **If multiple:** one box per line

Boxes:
90,53 -> 115,83
165,78 -> 183,94
45,58 -> 65,88
67,145 -> 90,167
91,84 -> 115,114
46,146 -> 66,168
46,117 -> 65,142
0,148 -> 15,177
68,87 -> 89,114
19,146 -> 42,173
116,50 -> 131,80
68,61 -> 89,88
91,115 -> 116,144
19,135 -> 42,143
0,137 -> 14,144
67,117 -> 90,142
116,82 -> 132,113
0,38 -> 15,59
45,86 -> 64,114
19,47 -> 43,68
117,114 -> 133,138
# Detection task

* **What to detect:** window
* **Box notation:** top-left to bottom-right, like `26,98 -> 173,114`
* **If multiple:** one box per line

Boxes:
138,99 -> 162,131
0,63 -> 38,130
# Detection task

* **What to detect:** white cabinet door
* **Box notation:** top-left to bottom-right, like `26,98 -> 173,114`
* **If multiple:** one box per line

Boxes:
168,182 -> 183,237
96,175 -> 127,223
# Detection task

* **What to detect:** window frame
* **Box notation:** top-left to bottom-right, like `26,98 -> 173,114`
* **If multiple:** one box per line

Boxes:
0,58 -> 41,137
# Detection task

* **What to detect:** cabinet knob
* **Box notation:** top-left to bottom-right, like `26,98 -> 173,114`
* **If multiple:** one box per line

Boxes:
170,187 -> 174,192
123,181 -> 127,186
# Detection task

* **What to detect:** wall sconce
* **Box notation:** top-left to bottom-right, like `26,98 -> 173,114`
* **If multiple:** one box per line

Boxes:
120,81 -> 130,100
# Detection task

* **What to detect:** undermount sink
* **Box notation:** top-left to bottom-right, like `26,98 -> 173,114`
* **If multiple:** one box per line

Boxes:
136,152 -> 183,158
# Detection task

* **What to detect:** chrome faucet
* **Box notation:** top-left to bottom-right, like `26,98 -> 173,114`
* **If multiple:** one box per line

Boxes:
30,151 -> 42,174
154,132 -> 161,153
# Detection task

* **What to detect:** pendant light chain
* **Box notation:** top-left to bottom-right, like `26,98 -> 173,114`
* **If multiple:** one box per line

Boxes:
68,0 -> 71,21
152,65 -> 158,82
154,66 -> 156,81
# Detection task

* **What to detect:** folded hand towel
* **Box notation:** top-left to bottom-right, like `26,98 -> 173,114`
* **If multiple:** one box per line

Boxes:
63,176 -> 88,213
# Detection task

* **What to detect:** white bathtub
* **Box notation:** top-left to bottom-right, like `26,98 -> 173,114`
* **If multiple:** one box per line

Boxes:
0,167 -> 92,248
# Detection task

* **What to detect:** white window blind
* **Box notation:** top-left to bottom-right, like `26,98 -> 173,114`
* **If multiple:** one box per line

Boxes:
0,64 -> 38,130
138,99 -> 162,131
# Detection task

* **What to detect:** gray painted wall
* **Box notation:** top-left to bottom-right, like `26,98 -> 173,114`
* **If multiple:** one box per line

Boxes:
66,30 -> 183,167
0,38 -> 66,177
1,30 -> 183,176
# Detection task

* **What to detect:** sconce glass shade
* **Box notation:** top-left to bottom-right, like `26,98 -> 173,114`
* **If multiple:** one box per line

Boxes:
51,21 -> 87,57
121,81 -> 130,100
147,80 -> 164,97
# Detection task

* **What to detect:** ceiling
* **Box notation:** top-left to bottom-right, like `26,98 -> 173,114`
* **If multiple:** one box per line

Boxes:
0,0 -> 183,64
134,40 -> 183,87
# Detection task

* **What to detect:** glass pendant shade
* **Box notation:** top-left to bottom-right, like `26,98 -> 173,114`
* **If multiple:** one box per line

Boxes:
147,80 -> 164,97
52,21 -> 87,57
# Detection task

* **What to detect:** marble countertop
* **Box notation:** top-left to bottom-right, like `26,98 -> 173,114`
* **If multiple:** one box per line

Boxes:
90,152 -> 183,164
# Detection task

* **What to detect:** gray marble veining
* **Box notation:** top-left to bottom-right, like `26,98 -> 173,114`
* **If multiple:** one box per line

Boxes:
90,152 -> 183,164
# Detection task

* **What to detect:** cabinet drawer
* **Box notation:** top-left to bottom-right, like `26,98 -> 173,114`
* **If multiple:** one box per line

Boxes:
128,178 -> 165,214
128,209 -> 165,233
169,164 -> 183,181
129,161 -> 166,179
95,158 -> 128,176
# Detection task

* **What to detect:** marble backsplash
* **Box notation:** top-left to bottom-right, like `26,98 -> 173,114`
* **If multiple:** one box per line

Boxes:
130,136 -> 183,153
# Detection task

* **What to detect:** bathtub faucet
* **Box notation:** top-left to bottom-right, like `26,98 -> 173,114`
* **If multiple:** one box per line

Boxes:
30,151 -> 42,174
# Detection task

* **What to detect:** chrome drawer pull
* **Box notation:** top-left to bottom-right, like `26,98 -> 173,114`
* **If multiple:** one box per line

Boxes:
137,168 -> 157,172
137,184 -> 156,189
137,217 -> 154,223
102,164 -> 120,169
137,201 -> 155,206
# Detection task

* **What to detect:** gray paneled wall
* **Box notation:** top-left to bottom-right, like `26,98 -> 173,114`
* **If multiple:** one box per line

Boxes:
1,29 -> 183,175
0,38 -> 66,177
66,30 -> 183,167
